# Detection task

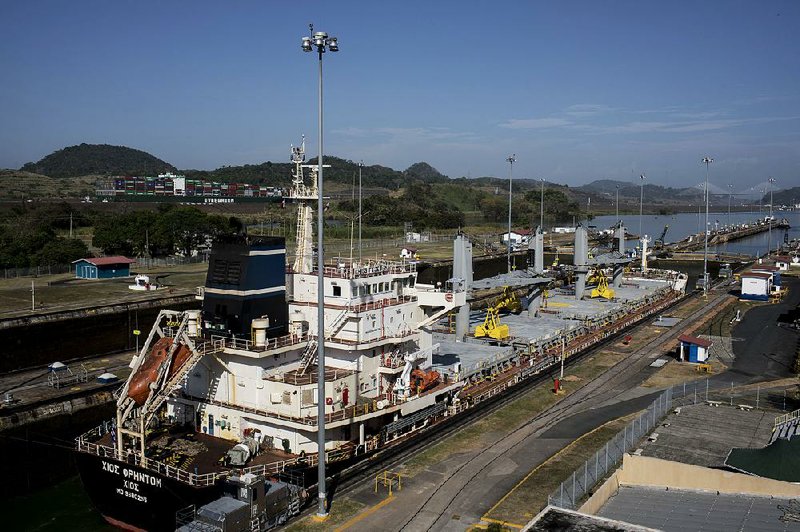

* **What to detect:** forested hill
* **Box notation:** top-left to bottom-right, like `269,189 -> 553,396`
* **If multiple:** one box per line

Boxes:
184,157 -> 448,189
20,144 -> 176,178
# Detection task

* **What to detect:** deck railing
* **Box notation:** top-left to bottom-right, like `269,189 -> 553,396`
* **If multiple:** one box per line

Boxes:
76,423 -> 381,487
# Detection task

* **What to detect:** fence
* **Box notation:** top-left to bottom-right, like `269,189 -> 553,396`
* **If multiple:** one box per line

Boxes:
548,387 -> 673,509
548,379 -> 799,510
3,254 -> 208,280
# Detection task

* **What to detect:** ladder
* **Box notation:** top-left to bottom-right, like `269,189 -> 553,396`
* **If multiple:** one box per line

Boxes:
298,338 -> 319,375
297,306 -> 349,375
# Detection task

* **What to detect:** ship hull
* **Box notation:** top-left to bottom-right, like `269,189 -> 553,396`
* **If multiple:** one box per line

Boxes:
74,451 -> 222,531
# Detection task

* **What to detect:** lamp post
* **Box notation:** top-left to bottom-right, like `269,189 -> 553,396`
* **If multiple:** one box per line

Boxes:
358,160 -> 363,263
701,157 -> 713,293
506,154 -> 516,273
540,178 -> 545,231
768,177 -> 775,257
727,184 -> 733,229
302,24 -> 338,519
638,174 -> 646,246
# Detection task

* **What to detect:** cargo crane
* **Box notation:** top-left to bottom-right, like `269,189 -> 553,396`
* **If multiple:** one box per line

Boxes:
654,224 -> 669,248
475,286 -> 522,340
588,268 -> 615,300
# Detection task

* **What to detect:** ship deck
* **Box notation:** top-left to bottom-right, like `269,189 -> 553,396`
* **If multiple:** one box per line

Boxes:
95,427 -> 297,476
431,275 -> 676,379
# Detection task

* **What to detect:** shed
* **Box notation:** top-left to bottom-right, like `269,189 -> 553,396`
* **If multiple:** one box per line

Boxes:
678,334 -> 712,363
740,271 -> 773,301
752,265 -> 782,292
72,256 -> 136,279
501,229 -> 532,245
775,256 -> 791,271
400,247 -> 418,259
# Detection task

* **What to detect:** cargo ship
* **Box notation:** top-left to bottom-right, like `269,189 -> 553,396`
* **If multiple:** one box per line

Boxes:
75,140 -> 687,531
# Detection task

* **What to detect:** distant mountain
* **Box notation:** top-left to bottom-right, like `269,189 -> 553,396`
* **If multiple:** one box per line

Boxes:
577,179 -> 633,194
767,187 -> 800,206
21,143 -> 176,178
404,162 -> 447,183
184,156 -> 447,189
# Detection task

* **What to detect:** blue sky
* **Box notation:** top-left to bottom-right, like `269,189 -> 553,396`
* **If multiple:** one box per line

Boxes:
1,0 -> 798,193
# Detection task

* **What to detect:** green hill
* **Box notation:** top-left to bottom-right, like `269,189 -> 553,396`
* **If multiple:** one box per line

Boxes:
21,143 -> 176,178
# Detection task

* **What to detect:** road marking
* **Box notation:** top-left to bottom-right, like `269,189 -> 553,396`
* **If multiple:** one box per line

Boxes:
482,516 -> 524,528
334,495 -> 395,532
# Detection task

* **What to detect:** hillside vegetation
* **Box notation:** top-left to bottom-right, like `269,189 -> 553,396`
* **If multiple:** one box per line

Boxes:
21,143 -> 176,178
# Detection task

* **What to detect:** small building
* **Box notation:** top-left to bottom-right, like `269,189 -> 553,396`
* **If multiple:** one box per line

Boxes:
678,334 -> 712,363
740,271 -> 772,301
400,247 -> 418,259
774,256 -> 791,272
501,229 -> 532,245
72,256 -> 136,279
750,265 -> 781,294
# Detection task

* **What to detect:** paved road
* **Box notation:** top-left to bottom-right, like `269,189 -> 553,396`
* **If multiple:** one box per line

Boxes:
337,286 -> 754,531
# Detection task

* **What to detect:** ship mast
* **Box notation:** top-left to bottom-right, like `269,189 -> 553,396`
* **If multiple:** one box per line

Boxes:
287,137 -> 327,274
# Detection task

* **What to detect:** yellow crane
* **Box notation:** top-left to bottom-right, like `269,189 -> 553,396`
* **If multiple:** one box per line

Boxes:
475,286 -> 520,340
589,268 -> 615,299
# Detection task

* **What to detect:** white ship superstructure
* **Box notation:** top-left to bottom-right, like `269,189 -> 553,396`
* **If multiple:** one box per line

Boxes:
167,139 -> 466,455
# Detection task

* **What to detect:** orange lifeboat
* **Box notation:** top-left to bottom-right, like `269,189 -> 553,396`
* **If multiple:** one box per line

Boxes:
127,337 -> 192,406
410,368 -> 441,394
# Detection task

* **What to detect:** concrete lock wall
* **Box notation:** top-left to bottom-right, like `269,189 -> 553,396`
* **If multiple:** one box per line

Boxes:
580,453 -> 800,515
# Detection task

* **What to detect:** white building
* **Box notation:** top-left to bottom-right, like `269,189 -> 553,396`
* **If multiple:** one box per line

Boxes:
501,229 -> 532,245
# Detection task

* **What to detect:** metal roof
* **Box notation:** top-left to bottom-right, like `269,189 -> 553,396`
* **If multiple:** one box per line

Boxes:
677,334 -> 712,348
72,256 -> 136,266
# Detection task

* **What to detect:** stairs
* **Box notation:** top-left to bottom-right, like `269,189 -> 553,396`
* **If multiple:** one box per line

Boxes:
298,306 -> 350,375
298,338 -> 319,375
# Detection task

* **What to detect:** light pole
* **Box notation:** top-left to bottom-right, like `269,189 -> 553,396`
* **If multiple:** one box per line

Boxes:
540,178 -> 545,231
701,157 -> 713,293
727,184 -> 733,228
302,24 -> 338,519
768,177 -> 775,256
638,174 -> 646,245
358,160 -> 363,263
506,154 -> 516,273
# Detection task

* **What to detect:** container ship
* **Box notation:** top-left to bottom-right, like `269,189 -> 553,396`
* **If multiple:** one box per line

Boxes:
75,139 -> 687,531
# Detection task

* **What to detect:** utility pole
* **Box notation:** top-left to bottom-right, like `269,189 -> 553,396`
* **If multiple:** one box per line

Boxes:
768,177 -> 775,256
69,212 -> 73,238
506,154 -> 516,274
701,157 -> 713,294
358,161 -> 363,263
540,178 -> 545,230
31,281 -> 35,311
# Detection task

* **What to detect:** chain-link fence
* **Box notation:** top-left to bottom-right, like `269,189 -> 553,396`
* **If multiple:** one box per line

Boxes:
547,379 -> 798,511
2,254 -> 208,280
548,387 -> 674,510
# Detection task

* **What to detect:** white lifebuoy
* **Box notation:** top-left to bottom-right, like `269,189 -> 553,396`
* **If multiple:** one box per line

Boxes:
445,293 -> 453,302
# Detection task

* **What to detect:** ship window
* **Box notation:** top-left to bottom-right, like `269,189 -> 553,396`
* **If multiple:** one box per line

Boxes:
372,284 -> 378,293
282,391 -> 292,404
333,285 -> 341,297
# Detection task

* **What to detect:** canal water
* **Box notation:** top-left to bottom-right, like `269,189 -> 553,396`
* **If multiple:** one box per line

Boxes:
591,210 -> 799,257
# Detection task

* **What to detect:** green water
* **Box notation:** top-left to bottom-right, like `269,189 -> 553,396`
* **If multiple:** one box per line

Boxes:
2,475 -> 112,532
